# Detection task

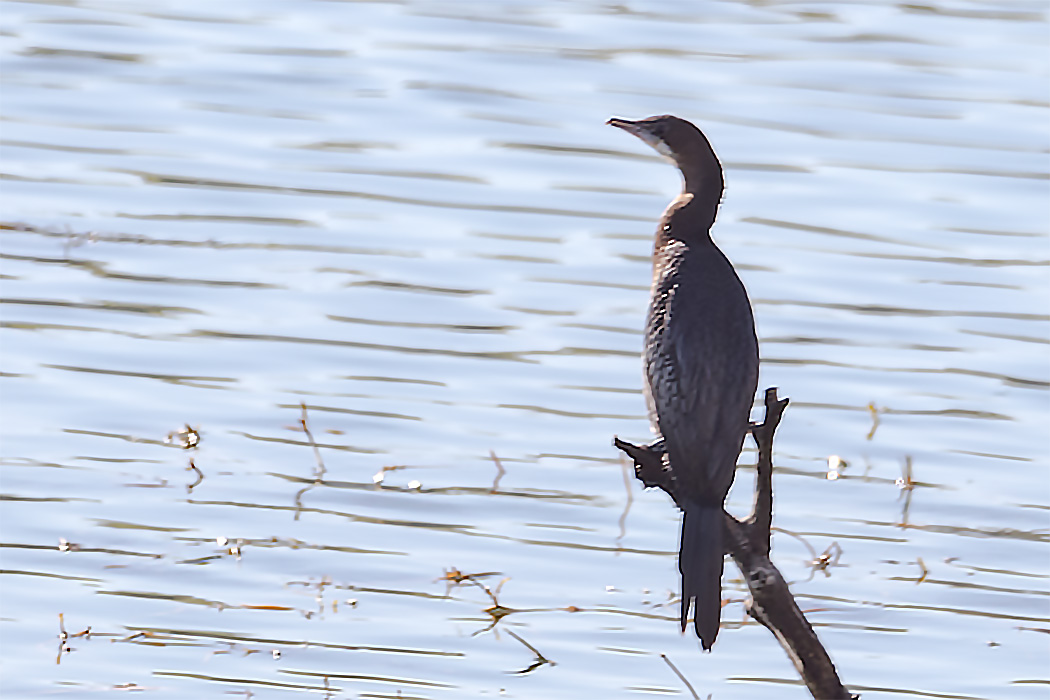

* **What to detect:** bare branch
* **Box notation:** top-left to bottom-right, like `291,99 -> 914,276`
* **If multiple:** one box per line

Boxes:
613,387 -> 855,700
660,654 -> 701,700
747,387 -> 789,556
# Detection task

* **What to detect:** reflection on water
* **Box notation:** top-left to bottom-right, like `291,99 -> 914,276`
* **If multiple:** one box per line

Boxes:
2,0 -> 1048,698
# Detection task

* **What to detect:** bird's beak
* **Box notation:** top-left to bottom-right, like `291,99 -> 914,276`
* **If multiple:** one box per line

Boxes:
606,117 -> 643,136
607,117 -> 672,158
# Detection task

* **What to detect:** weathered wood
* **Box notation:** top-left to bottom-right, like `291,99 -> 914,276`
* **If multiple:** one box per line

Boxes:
614,387 -> 856,700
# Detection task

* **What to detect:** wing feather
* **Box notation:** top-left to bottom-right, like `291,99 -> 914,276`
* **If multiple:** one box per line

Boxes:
643,241 -> 758,502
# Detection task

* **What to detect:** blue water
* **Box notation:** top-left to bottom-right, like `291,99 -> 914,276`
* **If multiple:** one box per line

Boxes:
2,1 -> 1048,698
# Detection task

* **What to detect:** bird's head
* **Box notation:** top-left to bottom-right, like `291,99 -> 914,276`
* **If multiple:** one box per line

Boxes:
607,114 -> 722,196
604,114 -> 684,158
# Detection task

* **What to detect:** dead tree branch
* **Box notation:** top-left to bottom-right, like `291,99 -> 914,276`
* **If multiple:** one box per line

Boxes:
614,387 -> 856,700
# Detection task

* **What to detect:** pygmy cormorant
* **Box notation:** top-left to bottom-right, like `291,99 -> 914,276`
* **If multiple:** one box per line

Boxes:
608,115 -> 759,650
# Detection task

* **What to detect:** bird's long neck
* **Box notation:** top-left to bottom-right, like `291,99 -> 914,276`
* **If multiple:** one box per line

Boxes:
678,159 -> 723,234
653,192 -> 717,284
656,182 -> 722,255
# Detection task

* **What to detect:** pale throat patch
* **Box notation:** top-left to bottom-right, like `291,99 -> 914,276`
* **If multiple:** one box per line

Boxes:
652,138 -> 675,159
638,131 -> 676,160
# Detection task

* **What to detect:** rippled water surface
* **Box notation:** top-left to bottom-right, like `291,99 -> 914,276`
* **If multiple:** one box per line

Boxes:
2,1 -> 1048,698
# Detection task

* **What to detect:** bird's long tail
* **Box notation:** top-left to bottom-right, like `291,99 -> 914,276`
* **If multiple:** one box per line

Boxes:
679,502 -> 724,650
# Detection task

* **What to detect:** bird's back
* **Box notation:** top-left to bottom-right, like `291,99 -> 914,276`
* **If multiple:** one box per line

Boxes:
644,231 -> 758,504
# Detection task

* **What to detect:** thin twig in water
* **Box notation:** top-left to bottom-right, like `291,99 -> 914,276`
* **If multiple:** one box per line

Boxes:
866,402 -> 880,441
489,450 -> 505,494
166,424 -> 201,450
469,577 -> 516,636
915,557 -> 928,585
660,654 -> 700,700
772,528 -> 843,582
436,567 -> 502,587
504,627 -> 555,672
897,456 -> 916,528
300,403 -> 326,478
896,456 -> 915,494
293,404 -> 327,521
808,542 -> 843,580
56,613 -> 89,664
616,454 -> 634,545
56,613 -> 68,665
186,459 -> 204,492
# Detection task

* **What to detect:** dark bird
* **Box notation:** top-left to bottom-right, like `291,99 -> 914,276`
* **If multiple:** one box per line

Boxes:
608,115 -> 759,650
